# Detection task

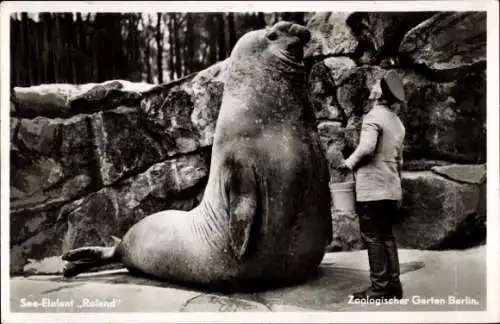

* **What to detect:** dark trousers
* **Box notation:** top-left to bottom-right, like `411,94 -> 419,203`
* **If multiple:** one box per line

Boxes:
356,200 -> 401,290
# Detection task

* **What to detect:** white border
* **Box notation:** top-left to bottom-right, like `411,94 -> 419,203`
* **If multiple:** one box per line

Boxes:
1,1 -> 499,323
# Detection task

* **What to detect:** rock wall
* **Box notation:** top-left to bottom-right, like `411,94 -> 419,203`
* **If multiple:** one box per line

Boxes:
306,11 -> 486,252
10,12 -> 486,274
10,64 -> 226,274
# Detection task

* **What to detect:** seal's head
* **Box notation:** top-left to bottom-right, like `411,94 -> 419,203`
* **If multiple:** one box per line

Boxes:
230,21 -> 311,70
265,21 -> 311,64
220,21 -> 313,129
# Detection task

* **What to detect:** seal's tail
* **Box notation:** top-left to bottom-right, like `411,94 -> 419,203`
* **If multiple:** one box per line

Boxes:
61,236 -> 122,278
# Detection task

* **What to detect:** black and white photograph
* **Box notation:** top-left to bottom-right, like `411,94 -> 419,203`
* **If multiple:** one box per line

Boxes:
1,1 -> 499,323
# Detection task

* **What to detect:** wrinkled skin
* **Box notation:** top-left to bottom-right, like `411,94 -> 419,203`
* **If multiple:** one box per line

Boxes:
62,21 -> 332,290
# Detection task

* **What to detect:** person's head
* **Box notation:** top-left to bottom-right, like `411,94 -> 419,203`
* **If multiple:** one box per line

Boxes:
379,70 -> 406,107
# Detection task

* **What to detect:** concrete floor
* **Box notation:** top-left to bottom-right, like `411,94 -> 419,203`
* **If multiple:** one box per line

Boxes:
8,246 -> 487,314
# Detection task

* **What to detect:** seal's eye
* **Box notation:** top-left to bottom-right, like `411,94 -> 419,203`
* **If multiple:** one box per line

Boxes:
266,30 -> 278,41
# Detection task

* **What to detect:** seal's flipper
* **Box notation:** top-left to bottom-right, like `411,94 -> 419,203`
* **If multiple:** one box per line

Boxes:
63,260 -> 101,278
228,163 -> 259,260
62,246 -> 120,277
62,246 -> 104,262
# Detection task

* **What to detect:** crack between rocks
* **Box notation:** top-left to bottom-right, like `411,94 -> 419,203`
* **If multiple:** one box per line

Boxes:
136,115 -> 178,161
101,145 -> 211,190
404,170 -> 482,188
405,147 -> 483,165
142,73 -> 197,97
11,95 -> 142,120
179,293 -> 205,311
11,117 -> 21,141
430,171 -> 485,186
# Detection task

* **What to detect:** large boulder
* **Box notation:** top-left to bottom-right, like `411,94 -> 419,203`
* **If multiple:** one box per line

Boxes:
317,121 -> 348,182
10,153 -> 209,274
335,66 -> 385,117
309,59 -> 350,123
399,12 -> 486,81
189,60 -> 228,147
431,164 -> 487,242
309,61 -> 386,122
327,211 -> 363,252
91,106 -> 166,186
395,168 -> 486,249
11,84 -> 90,117
11,80 -> 156,118
346,12 -> 436,64
305,12 -> 359,59
323,57 -> 358,86
325,166 -> 486,251
11,115 -> 96,212
140,60 -> 227,153
304,12 -> 436,64
431,164 -> 486,185
400,70 -> 486,163
69,80 -> 154,112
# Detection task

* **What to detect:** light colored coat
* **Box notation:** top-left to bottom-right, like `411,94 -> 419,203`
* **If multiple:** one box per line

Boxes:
344,102 -> 405,202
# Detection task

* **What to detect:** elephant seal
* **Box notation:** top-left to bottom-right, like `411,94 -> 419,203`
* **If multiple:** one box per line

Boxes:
62,21 -> 332,290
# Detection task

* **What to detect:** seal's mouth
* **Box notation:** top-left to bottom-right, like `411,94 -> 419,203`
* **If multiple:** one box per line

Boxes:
265,22 -> 311,67
271,21 -> 311,44
273,47 -> 304,68
284,42 -> 305,61
287,23 -> 311,45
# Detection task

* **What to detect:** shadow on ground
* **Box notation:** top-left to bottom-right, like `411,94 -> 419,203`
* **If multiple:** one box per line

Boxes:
11,261 -> 425,312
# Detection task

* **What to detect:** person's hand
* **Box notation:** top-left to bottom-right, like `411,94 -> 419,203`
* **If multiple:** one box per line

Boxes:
337,160 -> 352,174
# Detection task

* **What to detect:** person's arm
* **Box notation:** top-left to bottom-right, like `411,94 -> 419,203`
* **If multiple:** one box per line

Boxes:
344,114 -> 380,171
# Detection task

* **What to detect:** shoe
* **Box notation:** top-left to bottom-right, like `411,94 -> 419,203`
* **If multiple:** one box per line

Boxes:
385,239 -> 403,299
351,286 -> 393,300
387,281 -> 403,299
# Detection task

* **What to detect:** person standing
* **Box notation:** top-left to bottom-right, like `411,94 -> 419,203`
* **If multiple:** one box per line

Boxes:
339,70 -> 406,300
